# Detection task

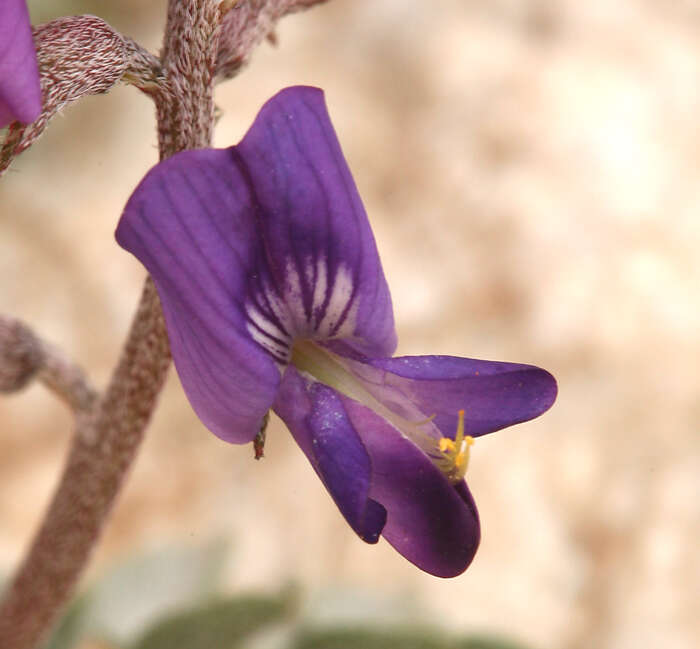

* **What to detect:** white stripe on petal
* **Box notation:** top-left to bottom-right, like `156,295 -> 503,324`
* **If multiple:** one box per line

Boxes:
317,264 -> 357,337
283,259 -> 308,333
246,302 -> 287,344
245,256 -> 358,361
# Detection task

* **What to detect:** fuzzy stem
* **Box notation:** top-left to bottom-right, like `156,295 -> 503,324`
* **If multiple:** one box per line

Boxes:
157,0 -> 222,157
0,314 -> 97,412
0,2 -> 221,647
0,280 -> 170,649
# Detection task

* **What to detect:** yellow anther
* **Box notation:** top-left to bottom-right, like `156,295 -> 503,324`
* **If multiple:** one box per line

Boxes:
454,435 -> 475,471
436,410 -> 475,483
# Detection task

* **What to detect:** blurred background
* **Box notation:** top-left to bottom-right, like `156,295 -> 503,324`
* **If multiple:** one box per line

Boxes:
1,1 -> 699,648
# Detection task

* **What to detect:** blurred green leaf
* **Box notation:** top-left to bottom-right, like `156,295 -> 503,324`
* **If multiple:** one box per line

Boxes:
131,594 -> 291,649
84,539 -> 229,645
290,628 -> 450,649
290,628 -> 534,649
42,594 -> 90,649
35,540 -> 229,649
453,635 -> 532,649
300,587 -> 421,628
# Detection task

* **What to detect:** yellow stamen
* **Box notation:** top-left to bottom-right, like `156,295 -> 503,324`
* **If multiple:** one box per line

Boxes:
456,409 -> 465,440
289,341 -> 475,483
437,409 -> 475,483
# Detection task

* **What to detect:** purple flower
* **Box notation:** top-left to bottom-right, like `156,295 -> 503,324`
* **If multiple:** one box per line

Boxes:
0,0 -> 41,128
116,86 -> 557,577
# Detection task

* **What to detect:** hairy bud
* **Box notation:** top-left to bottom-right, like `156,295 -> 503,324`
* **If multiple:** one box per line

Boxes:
1,15 -> 128,174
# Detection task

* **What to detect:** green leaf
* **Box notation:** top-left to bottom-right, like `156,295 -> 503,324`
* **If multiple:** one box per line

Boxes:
454,635 -> 533,649
42,594 -> 91,649
131,594 -> 291,649
290,628 -> 535,649
290,628 -> 451,649
85,540 -> 229,645
300,587 -> 421,627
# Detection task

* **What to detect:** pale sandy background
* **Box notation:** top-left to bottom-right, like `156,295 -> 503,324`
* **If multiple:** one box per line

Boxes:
1,1 -> 699,648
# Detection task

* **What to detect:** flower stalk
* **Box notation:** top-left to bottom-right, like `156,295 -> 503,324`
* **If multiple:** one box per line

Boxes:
0,0 -> 221,645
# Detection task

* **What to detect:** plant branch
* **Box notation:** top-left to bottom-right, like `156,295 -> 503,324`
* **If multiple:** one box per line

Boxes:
157,0 -> 223,157
0,280 -> 170,649
0,0 -> 222,644
0,314 -> 97,413
122,38 -> 164,96
216,0 -> 329,79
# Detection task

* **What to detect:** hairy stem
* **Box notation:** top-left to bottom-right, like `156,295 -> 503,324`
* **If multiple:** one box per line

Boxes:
0,2 -> 221,647
0,280 -> 170,649
157,0 -> 222,157
0,314 -> 97,412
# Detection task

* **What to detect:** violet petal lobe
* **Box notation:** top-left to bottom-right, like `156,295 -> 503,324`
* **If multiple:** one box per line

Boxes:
116,148 -> 281,444
0,0 -> 41,127
116,86 -> 399,442
235,86 -> 397,358
274,367 -> 387,543
341,395 -> 481,578
345,354 -> 557,440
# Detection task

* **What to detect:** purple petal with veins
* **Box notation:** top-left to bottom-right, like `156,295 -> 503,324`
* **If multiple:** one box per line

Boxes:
117,87 -> 396,442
